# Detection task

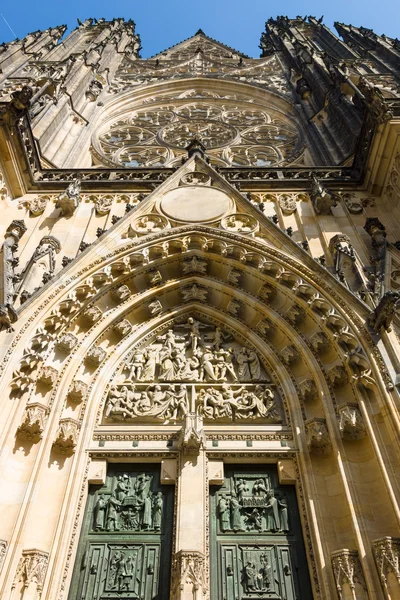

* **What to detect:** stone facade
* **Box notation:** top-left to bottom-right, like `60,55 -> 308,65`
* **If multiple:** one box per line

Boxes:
0,15 -> 400,600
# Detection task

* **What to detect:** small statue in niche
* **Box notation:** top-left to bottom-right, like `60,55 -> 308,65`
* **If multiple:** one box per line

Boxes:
217,494 -> 231,532
153,492 -> 163,531
265,490 -> 280,531
93,494 -> 107,530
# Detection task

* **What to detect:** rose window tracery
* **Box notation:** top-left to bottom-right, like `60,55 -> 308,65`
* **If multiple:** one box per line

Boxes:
92,101 -> 303,168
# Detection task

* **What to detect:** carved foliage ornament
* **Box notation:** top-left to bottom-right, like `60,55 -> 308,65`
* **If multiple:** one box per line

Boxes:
331,549 -> 366,598
373,537 -> 400,589
12,549 -> 49,593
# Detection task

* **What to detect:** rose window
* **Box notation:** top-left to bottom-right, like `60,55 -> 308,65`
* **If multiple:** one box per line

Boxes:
92,102 -> 303,168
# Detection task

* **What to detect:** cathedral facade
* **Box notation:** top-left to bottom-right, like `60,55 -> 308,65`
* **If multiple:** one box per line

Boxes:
0,15 -> 399,600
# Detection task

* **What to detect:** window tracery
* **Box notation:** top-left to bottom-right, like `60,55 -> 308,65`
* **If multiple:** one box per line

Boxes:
92,100 -> 303,168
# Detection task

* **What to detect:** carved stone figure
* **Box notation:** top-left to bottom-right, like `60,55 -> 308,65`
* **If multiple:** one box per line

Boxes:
56,178 -> 81,216
368,291 -> 400,332
218,494 -> 231,531
93,494 -> 107,530
265,491 -> 280,531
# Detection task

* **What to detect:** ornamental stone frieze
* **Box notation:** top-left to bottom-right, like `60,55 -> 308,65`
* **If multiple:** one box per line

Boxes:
16,402 -> 48,441
373,537 -> 400,593
305,418 -> 331,454
331,549 -> 367,600
11,548 -> 49,597
337,403 -> 366,440
52,418 -> 79,455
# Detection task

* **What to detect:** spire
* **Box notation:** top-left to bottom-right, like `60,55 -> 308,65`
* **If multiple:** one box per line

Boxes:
195,28 -> 205,36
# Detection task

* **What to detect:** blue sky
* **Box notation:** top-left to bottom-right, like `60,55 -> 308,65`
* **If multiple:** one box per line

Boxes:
0,0 -> 399,58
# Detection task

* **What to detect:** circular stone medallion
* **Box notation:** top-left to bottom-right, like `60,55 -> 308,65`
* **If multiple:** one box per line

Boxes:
159,186 -> 234,223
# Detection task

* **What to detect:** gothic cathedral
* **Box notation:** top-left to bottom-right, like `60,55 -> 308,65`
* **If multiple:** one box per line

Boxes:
0,15 -> 399,600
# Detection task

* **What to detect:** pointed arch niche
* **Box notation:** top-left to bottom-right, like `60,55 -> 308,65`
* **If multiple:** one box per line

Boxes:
0,219 -> 398,600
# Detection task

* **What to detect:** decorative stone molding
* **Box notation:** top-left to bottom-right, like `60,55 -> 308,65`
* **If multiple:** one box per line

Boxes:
305,418 -> 331,454
181,284 -> 208,303
12,548 -> 49,596
113,319 -> 132,337
27,196 -> 47,216
227,269 -> 242,285
56,332 -> 78,353
309,332 -> 330,353
280,345 -> 300,365
52,418 -> 79,455
37,365 -> 58,388
337,403 -> 366,440
147,299 -> 163,316
94,195 -> 113,215
16,402 -> 48,441
0,540 -> 7,571
182,256 -> 208,274
227,299 -> 242,316
83,305 -> 103,325
111,284 -> 131,303
177,413 -> 206,455
85,346 -> 107,367
67,380 -> 88,403
55,178 -> 81,217
147,270 -> 163,285
327,365 -> 348,388
331,549 -> 366,599
373,537 -> 400,592
171,550 -> 207,599
299,379 -> 318,402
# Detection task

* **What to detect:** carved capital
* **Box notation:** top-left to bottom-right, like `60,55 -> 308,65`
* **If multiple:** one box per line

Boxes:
373,536 -> 400,589
52,418 -> 79,455
12,548 -> 49,594
16,402 -> 48,441
171,550 -> 207,598
337,403 -> 366,440
305,418 -> 331,454
331,549 -> 366,599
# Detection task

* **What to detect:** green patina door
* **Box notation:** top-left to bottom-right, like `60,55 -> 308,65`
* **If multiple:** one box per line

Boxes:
210,465 -> 313,600
68,464 -> 174,600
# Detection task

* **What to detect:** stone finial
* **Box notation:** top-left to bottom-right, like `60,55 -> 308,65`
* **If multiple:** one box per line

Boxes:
305,418 -> 331,454
331,549 -> 366,599
372,537 -> 400,591
337,403 -> 366,440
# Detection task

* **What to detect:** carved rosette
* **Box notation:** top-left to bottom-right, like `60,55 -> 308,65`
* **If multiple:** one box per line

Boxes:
337,403 -> 366,440
12,549 -> 49,594
85,346 -> 107,367
52,418 -> 79,455
373,537 -> 400,591
171,550 -> 207,598
221,214 -> 258,234
331,549 -> 366,599
16,402 -> 48,441
56,332 -> 78,353
68,380 -> 88,403
131,214 -> 169,235
305,418 -> 331,454
37,365 -> 58,388
113,319 -> 132,337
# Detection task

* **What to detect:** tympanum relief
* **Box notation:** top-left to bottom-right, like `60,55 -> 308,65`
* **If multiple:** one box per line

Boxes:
103,318 -> 283,425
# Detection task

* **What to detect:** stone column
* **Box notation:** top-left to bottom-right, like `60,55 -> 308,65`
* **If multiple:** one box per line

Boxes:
171,414 -> 207,600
